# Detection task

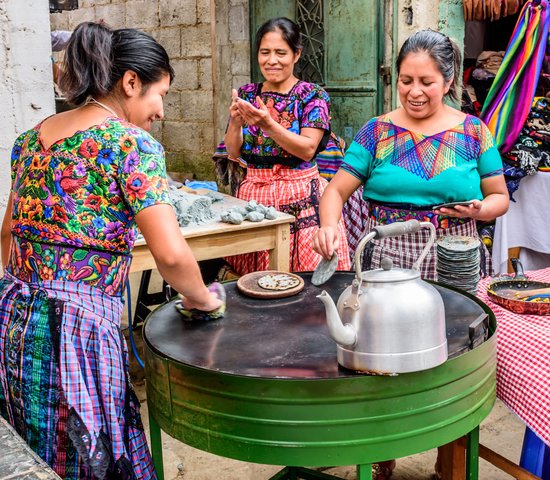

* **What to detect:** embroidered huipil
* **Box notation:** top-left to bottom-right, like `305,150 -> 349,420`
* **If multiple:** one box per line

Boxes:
0,118 -> 170,480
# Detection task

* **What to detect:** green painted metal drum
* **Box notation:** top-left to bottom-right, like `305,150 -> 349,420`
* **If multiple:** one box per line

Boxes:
144,273 -> 496,466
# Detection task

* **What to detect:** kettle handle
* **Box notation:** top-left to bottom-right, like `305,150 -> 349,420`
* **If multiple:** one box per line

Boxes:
354,220 -> 437,278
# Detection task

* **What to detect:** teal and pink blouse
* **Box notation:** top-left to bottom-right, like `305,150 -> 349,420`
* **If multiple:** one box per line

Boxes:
341,114 -> 503,206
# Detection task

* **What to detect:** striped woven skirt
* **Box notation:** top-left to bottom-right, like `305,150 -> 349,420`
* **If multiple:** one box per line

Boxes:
345,199 -> 492,281
227,164 -> 351,275
0,273 -> 156,480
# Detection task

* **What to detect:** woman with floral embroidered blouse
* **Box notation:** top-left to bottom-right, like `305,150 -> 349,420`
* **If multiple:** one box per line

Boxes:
0,22 -> 222,480
214,17 -> 350,274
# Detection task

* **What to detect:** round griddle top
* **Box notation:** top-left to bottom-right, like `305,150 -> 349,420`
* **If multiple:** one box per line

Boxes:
143,272 -> 489,379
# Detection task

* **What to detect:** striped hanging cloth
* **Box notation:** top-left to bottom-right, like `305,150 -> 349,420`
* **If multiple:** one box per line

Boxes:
480,0 -> 550,154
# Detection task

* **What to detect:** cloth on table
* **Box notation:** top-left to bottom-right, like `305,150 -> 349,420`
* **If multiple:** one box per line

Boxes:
476,268 -> 550,447
169,188 -> 215,227
492,172 -> 550,274
476,50 -> 505,75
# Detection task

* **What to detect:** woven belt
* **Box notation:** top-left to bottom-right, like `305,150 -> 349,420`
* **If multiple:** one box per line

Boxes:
7,235 -> 131,297
367,200 -> 470,229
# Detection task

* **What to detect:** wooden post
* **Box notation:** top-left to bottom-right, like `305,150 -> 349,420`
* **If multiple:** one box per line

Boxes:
438,438 -> 466,480
268,223 -> 291,271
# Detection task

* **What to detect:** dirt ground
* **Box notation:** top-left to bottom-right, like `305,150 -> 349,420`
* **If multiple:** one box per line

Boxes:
124,271 -> 527,480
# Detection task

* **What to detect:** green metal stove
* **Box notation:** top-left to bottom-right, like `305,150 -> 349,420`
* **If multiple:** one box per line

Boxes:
143,272 -> 496,480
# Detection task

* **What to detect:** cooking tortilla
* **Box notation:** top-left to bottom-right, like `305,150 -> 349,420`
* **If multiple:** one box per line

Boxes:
258,273 -> 301,291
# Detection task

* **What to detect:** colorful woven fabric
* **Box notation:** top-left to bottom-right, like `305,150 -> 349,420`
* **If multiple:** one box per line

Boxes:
480,0 -> 550,153
477,268 -> 550,447
341,114 -> 503,205
226,165 -> 351,274
0,274 -> 155,480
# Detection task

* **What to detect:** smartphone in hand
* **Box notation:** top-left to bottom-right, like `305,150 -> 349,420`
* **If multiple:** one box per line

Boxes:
432,201 -> 473,210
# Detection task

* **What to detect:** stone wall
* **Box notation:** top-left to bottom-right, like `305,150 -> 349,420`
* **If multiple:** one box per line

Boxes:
0,0 -> 55,242
50,0 -> 220,180
46,0 -> 458,182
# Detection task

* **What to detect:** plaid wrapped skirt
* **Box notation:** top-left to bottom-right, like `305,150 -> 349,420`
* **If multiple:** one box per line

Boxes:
227,165 -> 351,274
0,273 -> 156,480
343,198 -> 492,281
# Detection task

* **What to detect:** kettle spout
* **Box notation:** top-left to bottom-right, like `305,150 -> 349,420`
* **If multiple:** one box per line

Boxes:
317,291 -> 357,347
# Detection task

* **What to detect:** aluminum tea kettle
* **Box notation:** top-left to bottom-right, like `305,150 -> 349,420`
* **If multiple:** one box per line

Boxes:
317,219 -> 447,374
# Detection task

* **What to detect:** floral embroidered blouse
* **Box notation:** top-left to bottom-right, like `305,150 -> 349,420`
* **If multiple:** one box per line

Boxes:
9,118 -> 171,255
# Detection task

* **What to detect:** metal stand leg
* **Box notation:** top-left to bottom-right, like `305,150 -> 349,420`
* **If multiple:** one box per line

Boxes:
466,426 -> 479,480
356,463 -> 373,479
133,270 -> 168,327
269,467 -> 353,480
149,411 -> 164,480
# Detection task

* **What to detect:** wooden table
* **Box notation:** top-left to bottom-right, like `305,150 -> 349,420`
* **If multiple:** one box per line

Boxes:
130,191 -> 295,274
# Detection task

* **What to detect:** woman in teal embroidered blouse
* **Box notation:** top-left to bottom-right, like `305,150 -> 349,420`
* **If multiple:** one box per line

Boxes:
314,29 -> 509,281
314,28 -> 509,480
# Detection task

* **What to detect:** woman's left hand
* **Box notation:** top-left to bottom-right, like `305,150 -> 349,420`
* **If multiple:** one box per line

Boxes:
236,96 -> 274,130
434,199 -> 482,219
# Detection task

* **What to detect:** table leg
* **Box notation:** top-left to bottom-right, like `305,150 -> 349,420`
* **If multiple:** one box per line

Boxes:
466,427 -> 480,480
149,411 -> 164,480
268,223 -> 291,271
439,439 -> 466,479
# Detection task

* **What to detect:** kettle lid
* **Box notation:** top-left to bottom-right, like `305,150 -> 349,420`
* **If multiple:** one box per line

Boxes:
360,257 -> 420,283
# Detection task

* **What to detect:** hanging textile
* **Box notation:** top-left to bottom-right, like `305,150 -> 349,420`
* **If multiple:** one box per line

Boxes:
480,0 -> 550,153
463,0 -> 526,21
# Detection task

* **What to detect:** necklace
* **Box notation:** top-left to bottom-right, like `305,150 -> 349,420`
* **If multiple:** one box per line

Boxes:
86,97 -> 120,118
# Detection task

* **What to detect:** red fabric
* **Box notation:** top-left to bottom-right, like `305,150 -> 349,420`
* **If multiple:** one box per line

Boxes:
477,268 -> 550,446
227,165 -> 351,275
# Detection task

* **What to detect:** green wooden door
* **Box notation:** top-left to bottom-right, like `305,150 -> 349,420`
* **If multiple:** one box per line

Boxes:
249,0 -> 384,147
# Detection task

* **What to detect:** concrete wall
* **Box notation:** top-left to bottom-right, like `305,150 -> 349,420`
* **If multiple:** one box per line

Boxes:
213,0 -> 250,149
0,0 -> 55,243
49,1 -> 457,182
50,0 -> 219,180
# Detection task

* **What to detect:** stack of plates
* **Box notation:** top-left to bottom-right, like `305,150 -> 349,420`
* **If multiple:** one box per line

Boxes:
436,236 -> 481,294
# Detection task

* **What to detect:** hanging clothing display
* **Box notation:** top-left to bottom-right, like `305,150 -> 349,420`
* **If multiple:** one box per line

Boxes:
480,0 -> 550,153
463,0 -> 525,21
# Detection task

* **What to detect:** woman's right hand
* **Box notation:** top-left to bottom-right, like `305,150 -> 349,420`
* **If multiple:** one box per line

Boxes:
180,289 -> 223,312
228,89 -> 245,127
313,225 -> 340,261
